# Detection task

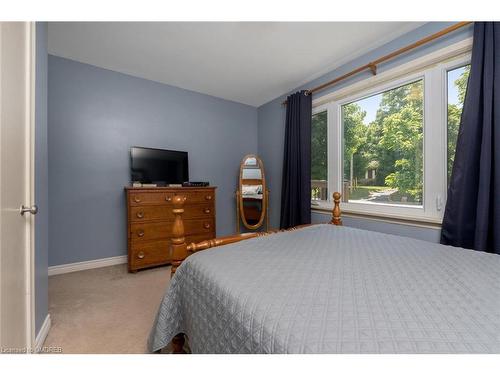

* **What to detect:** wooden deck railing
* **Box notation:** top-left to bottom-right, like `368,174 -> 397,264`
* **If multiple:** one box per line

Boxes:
311,180 -> 351,202
311,180 -> 327,201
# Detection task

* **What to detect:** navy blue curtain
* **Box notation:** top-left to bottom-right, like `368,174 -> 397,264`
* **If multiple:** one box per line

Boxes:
280,91 -> 312,229
441,22 -> 500,255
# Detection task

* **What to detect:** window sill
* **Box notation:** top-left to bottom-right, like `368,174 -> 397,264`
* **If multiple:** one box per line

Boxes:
311,202 -> 442,229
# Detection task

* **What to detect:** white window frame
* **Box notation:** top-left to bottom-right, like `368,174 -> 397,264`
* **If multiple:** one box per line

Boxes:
311,38 -> 472,223
312,103 -> 331,205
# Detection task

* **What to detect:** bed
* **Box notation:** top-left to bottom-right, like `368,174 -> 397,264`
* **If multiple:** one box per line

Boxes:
148,194 -> 500,354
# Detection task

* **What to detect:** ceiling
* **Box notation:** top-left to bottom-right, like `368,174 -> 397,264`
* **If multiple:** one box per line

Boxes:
48,22 -> 424,107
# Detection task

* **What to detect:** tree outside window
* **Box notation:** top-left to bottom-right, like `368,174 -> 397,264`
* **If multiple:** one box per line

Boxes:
447,65 -> 470,183
342,80 -> 424,206
311,111 -> 327,201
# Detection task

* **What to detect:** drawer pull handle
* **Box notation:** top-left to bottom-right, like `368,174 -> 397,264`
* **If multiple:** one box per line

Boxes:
204,208 -> 211,214
205,195 -> 212,201
134,196 -> 141,203
137,230 -> 145,237
136,212 -> 144,218
204,223 -> 210,229
165,196 -> 172,202
137,251 -> 145,259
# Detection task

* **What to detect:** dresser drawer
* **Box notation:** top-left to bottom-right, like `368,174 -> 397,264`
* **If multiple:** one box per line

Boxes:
130,203 -> 214,222
130,218 -> 215,241
129,190 -> 215,206
129,234 -> 214,270
129,192 -> 175,206
183,190 -> 215,205
129,240 -> 170,269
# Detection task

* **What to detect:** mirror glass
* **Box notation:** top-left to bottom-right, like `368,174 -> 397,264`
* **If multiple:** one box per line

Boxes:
238,154 -> 267,230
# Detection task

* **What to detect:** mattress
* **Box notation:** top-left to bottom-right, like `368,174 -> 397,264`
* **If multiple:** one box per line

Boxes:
148,224 -> 500,353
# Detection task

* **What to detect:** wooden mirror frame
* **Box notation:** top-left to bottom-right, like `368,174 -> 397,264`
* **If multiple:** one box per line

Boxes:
237,154 -> 268,231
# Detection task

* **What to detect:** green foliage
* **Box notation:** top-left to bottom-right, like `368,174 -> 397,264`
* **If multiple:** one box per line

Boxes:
447,66 -> 470,181
311,111 -> 327,180
342,103 -> 367,179
343,103 -> 367,156
342,80 -> 424,201
456,65 -> 470,104
447,104 -> 461,180
378,82 -> 423,200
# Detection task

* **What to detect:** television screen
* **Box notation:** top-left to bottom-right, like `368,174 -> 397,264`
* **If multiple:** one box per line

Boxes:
130,147 -> 189,185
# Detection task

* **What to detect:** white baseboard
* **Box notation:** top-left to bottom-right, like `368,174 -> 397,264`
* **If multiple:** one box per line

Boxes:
48,255 -> 127,276
35,314 -> 51,353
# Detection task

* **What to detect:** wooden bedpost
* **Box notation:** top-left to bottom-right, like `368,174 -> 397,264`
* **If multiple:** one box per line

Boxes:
330,192 -> 342,225
170,195 -> 187,354
171,334 -> 186,354
170,195 -> 187,277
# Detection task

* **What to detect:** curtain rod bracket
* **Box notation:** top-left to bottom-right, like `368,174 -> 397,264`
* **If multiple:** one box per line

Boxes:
369,63 -> 377,76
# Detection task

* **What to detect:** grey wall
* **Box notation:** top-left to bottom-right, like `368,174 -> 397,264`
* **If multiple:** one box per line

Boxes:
48,56 -> 257,266
257,22 -> 474,240
35,22 -> 49,335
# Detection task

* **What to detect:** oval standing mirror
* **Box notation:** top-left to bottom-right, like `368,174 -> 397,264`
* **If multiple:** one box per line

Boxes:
236,154 -> 268,232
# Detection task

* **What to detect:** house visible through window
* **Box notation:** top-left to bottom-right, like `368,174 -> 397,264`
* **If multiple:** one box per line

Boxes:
310,50 -> 471,221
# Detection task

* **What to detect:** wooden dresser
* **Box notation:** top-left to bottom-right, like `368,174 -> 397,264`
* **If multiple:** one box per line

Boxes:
125,186 -> 216,272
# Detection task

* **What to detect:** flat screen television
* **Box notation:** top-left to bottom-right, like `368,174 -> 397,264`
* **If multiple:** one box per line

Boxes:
130,147 -> 189,185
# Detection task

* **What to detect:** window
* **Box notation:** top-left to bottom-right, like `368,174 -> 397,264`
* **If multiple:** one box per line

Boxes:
311,111 -> 327,202
311,50 -> 471,221
342,80 -> 424,207
447,65 -> 470,182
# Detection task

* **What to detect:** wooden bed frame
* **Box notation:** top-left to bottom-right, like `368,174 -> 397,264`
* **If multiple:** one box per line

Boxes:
168,192 -> 343,353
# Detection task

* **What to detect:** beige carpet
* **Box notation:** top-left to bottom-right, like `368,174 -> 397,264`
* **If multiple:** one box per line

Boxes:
44,264 -> 171,354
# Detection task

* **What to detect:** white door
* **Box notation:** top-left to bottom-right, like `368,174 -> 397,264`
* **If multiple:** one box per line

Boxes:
0,22 -> 35,353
